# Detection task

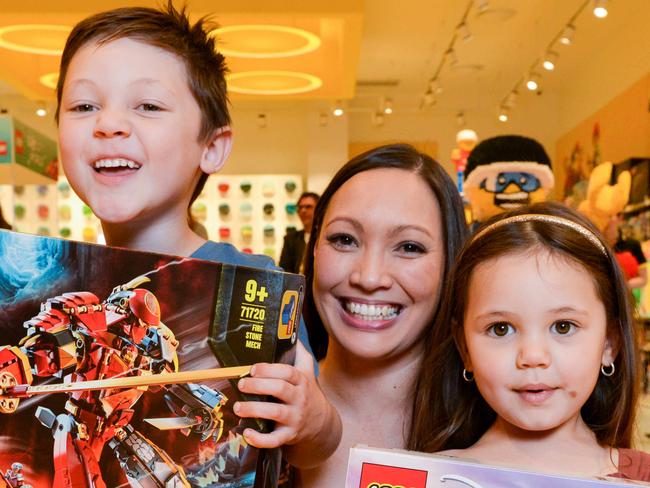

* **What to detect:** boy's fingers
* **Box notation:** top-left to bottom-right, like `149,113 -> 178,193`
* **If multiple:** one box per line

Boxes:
249,362 -> 303,385
234,400 -> 293,425
242,426 -> 295,449
238,377 -> 297,400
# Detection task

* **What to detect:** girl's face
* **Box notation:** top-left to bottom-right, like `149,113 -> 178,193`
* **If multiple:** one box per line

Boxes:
463,250 -> 617,433
313,168 -> 444,361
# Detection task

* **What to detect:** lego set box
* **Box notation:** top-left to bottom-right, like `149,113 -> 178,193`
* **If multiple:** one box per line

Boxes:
346,446 -> 649,488
0,229 -> 304,488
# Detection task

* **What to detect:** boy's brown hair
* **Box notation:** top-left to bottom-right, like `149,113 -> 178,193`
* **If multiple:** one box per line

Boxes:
55,1 -> 230,203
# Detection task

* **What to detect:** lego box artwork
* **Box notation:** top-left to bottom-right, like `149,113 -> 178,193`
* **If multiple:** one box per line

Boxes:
346,446 -> 649,488
0,230 -> 304,488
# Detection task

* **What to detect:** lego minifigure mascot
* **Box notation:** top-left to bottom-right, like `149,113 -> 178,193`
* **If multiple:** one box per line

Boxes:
464,135 -> 554,224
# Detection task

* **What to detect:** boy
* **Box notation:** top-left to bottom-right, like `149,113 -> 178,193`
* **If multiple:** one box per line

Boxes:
55,2 -> 340,470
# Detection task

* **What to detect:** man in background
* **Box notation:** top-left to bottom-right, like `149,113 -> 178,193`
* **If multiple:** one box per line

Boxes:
280,192 -> 319,273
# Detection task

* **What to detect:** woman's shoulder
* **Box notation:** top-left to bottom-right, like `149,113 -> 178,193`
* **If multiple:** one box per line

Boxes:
615,448 -> 650,481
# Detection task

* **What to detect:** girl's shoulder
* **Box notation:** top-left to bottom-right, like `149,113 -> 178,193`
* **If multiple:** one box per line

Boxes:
614,448 -> 650,481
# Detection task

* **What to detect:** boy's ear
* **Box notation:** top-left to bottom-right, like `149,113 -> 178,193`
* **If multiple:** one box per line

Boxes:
200,126 -> 233,175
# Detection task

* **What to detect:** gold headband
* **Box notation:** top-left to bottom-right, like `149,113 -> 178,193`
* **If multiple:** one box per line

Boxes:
471,214 -> 608,256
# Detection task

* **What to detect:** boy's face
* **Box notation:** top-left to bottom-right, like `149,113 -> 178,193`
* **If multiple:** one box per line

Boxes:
58,38 -> 223,225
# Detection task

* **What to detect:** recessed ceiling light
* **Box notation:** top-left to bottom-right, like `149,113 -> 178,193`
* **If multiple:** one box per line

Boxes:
39,72 -> 59,89
212,25 -> 321,58
0,24 -> 70,55
226,71 -> 322,95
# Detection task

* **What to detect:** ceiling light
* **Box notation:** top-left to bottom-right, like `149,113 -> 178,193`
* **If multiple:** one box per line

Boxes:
35,101 -> 47,117
446,48 -> 458,66
505,90 -> 518,108
498,107 -> 509,122
332,102 -> 344,117
318,112 -> 328,127
475,0 -> 489,13
593,0 -> 608,18
559,24 -> 576,45
526,73 -> 540,91
383,98 -> 393,115
371,112 -> 385,127
226,71 -> 322,95
542,51 -> 558,71
0,24 -> 70,55
257,113 -> 267,128
211,25 -> 321,58
457,22 -> 473,43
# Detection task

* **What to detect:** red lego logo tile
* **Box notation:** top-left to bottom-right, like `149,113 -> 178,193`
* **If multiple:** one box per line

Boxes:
359,462 -> 428,488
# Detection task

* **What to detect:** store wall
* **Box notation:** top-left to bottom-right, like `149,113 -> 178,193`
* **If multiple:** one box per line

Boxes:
555,73 -> 650,203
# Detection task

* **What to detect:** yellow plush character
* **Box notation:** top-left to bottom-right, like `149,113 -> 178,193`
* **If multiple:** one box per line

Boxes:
577,161 -> 630,232
464,135 -> 554,224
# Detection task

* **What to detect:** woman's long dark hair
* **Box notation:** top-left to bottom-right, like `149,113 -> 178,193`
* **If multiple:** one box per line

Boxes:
301,143 -> 468,445
410,201 -> 639,451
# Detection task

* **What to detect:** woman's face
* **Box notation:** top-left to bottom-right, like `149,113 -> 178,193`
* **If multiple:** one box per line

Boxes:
313,168 -> 445,361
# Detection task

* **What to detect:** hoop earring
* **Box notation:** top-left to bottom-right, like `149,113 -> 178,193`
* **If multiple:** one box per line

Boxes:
462,368 -> 474,382
601,363 -> 615,377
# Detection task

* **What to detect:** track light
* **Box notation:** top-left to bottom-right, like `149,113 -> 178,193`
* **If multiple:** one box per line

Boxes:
526,73 -> 540,91
456,111 -> 466,127
429,78 -> 443,95
542,51 -> 558,71
505,90 -> 518,108
318,112 -> 328,127
446,48 -> 458,66
457,22 -> 473,43
475,0 -> 489,13
371,112 -> 385,127
383,98 -> 393,115
559,24 -> 575,45
257,113 -> 267,128
423,90 -> 436,107
332,101 -> 344,117
498,107 -> 509,122
593,0 -> 608,18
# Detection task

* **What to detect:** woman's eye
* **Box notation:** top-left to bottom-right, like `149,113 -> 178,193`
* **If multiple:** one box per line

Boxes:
397,242 -> 426,254
488,322 -> 513,337
552,320 -> 575,335
326,233 -> 357,249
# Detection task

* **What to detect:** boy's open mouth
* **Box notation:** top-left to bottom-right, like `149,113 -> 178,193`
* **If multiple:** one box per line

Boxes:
93,158 -> 142,176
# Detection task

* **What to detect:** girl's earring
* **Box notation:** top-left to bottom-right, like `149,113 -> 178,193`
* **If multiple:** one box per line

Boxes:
462,368 -> 474,382
601,363 -> 615,377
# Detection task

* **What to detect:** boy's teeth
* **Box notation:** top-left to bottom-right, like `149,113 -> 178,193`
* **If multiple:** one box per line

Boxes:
94,158 -> 140,169
345,301 -> 398,320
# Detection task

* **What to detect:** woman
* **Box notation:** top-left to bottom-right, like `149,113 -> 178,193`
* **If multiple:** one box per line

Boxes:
297,144 -> 468,487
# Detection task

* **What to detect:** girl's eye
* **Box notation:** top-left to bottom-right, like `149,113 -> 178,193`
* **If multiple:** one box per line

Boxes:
488,322 -> 513,337
325,233 -> 357,249
396,242 -> 426,254
552,320 -> 576,335
139,103 -> 162,111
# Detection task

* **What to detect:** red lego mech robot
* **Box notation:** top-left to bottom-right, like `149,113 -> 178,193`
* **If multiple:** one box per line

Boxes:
0,276 -> 249,488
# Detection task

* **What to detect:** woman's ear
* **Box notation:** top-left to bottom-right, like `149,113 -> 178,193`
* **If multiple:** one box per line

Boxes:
200,126 -> 233,175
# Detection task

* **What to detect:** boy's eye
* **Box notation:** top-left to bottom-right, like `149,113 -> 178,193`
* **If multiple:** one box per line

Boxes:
552,320 -> 576,335
488,322 -> 513,337
72,103 -> 96,112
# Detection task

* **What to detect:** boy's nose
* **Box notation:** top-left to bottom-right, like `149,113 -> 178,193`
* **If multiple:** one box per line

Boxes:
349,248 -> 393,291
94,109 -> 131,138
516,336 -> 551,369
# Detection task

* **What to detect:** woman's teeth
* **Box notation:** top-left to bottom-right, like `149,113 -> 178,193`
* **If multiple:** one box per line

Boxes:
345,301 -> 399,320
93,158 -> 141,169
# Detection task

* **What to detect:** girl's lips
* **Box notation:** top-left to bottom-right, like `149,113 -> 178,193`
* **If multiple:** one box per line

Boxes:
513,385 -> 557,405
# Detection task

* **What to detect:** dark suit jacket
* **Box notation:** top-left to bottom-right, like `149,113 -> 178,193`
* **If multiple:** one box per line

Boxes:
279,230 -> 306,274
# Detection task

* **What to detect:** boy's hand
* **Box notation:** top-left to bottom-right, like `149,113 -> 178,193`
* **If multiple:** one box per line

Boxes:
234,341 -> 341,468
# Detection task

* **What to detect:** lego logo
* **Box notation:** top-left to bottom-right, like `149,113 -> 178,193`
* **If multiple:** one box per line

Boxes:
359,463 -> 427,488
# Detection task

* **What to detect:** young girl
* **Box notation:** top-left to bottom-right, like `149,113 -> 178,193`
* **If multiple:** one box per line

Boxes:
412,201 -> 650,480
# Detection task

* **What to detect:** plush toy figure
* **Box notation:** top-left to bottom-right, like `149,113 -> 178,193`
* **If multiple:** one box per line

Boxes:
464,135 -> 555,223
577,161 -> 630,232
